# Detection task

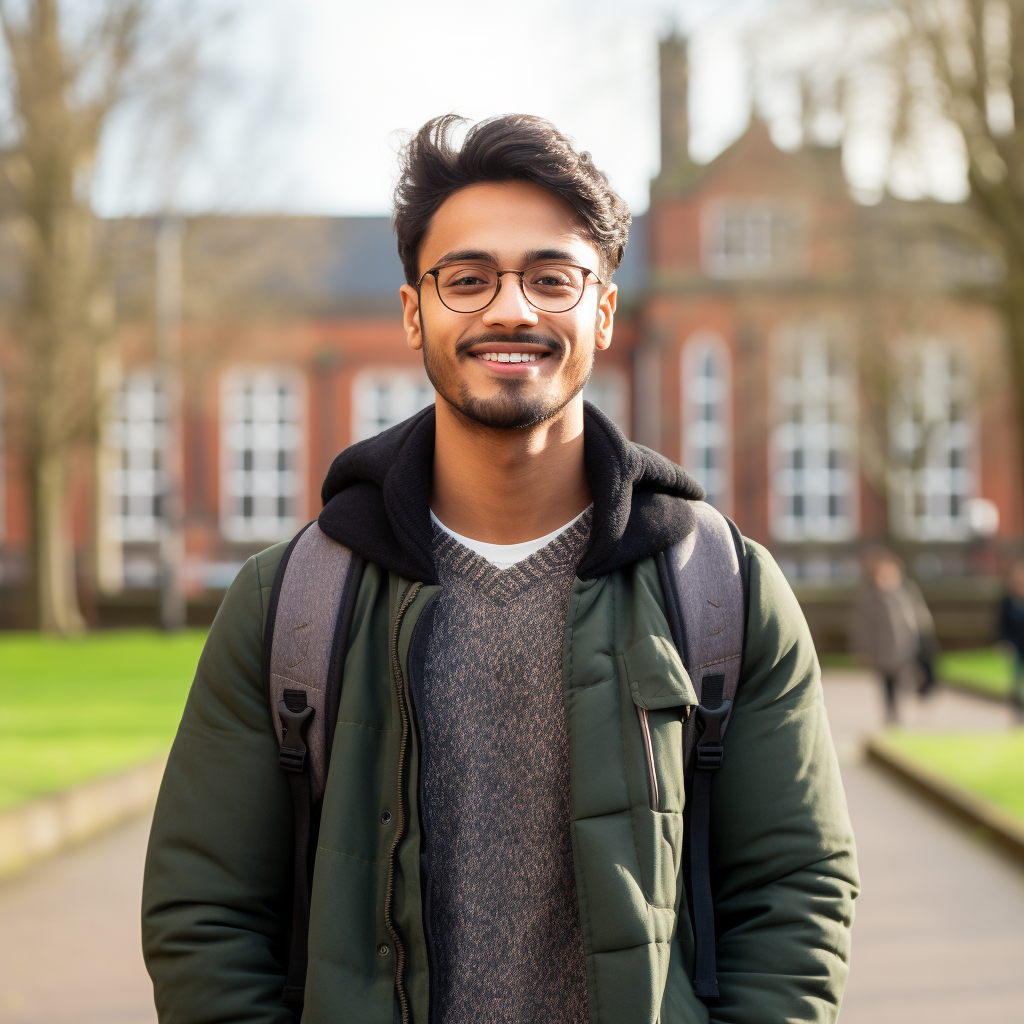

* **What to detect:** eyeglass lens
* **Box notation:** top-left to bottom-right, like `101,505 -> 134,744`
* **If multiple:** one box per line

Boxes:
434,263 -> 586,313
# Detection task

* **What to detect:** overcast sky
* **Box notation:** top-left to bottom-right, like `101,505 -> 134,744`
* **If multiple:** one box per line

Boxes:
93,0 -> 762,218
91,0 -> 968,219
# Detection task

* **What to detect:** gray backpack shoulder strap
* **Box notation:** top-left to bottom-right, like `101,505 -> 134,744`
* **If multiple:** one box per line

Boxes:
262,519 -> 363,1009
660,500 -> 746,726
266,520 -> 360,804
656,499 -> 748,1003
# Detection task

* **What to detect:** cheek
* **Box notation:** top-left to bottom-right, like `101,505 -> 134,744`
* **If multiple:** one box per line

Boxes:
559,314 -> 594,353
565,321 -> 597,364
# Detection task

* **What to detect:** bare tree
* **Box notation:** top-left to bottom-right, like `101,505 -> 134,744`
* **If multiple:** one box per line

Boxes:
0,0 -> 146,631
901,0 -> 1024,473
0,0 -> 229,631
750,0 -> 1019,537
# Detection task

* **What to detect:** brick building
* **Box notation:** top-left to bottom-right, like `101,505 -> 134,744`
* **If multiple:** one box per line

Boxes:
0,35 -> 1019,641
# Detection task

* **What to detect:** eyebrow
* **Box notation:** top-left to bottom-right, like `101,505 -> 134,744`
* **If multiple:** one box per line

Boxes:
432,247 -> 581,267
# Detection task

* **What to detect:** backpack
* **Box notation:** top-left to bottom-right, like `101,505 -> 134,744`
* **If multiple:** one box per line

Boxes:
263,501 -> 748,1009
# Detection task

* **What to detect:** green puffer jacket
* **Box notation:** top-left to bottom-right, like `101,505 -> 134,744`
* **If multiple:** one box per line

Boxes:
142,405 -> 859,1024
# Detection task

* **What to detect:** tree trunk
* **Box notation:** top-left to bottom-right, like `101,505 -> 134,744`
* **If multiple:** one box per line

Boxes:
34,448 -> 85,633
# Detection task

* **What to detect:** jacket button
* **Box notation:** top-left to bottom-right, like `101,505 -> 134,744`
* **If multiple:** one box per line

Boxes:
377,943 -> 389,957
381,810 -> 392,825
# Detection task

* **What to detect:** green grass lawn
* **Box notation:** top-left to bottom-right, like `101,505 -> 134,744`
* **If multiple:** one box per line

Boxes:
0,629 -> 206,812
937,647 -> 1016,698
822,647 -> 1017,699
884,730 -> 1024,822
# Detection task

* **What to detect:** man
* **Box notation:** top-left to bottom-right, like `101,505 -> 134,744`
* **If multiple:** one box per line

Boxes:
143,114 -> 858,1024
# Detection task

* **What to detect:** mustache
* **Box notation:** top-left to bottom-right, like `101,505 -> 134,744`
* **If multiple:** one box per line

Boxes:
454,332 -> 564,358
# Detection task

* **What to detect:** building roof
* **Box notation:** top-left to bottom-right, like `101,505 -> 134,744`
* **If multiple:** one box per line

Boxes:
103,210 -> 651,321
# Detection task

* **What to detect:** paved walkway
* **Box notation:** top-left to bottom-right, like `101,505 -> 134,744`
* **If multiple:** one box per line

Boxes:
0,813 -> 156,1024
0,674 -> 1021,1022
823,671 -> 1024,1023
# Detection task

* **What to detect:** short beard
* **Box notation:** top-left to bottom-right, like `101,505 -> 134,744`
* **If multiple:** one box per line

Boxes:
422,327 -> 592,430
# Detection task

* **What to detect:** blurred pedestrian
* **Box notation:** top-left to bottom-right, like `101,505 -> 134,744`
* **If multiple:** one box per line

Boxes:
998,558 -> 1024,720
851,550 -> 934,723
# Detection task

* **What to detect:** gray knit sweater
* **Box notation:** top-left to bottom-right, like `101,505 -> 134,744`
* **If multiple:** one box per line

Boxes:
411,510 -> 593,1024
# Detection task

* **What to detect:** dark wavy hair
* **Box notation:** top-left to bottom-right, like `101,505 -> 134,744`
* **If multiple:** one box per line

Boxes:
393,114 -> 632,285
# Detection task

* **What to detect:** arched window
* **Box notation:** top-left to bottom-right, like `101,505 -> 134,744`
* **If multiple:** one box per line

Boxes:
890,344 -> 975,540
681,333 -> 731,512
221,368 -> 305,542
770,325 -> 857,541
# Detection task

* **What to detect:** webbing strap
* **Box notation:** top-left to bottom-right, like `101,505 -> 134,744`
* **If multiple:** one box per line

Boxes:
660,501 -> 746,1004
689,761 -> 717,996
283,770 -> 312,1007
264,521 -> 361,1010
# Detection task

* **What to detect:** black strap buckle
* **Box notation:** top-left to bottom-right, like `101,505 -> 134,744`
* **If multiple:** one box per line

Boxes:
696,742 -> 724,771
694,700 -> 731,773
278,690 -> 315,773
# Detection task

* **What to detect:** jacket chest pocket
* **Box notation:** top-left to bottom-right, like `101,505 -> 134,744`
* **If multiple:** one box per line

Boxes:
618,634 -> 697,908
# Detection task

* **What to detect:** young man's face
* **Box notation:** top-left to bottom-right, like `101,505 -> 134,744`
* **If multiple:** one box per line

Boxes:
400,180 -> 617,430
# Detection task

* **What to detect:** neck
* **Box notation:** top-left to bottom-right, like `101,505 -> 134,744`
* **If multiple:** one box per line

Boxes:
431,395 -> 592,544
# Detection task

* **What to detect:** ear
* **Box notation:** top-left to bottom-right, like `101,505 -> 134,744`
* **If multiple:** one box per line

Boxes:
400,284 -> 423,351
595,282 -> 617,351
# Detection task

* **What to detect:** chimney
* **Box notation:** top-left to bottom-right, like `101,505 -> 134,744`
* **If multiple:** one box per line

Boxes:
659,32 -> 690,175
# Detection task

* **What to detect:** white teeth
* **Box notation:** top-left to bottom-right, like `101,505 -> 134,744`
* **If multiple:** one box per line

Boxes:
479,352 -> 541,363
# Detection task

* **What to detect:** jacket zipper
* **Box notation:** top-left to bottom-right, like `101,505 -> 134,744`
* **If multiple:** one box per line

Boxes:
636,705 -> 660,812
384,581 -> 422,1024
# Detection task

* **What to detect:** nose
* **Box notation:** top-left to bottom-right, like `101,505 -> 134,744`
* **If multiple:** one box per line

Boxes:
481,272 -> 539,330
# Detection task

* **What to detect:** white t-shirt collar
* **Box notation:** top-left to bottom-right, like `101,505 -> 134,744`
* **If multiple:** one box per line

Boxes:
430,507 -> 592,571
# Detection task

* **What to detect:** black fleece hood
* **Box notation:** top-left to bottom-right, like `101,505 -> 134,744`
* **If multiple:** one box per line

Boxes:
318,401 -> 705,584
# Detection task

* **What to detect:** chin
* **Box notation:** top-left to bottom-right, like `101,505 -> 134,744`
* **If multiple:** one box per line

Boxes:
423,343 -> 588,431
454,386 -> 563,430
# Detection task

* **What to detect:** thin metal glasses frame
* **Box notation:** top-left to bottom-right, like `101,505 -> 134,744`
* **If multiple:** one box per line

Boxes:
417,262 -> 604,314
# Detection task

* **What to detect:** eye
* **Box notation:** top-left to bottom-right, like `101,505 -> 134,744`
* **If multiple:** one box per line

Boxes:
525,264 -> 581,294
439,264 -> 495,291
532,270 -> 571,287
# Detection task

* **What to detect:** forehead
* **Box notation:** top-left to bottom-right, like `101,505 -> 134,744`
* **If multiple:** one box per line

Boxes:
418,180 -> 598,270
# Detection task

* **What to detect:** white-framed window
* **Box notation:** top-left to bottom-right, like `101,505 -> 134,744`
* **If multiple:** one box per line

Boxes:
890,344 -> 975,540
681,332 -> 731,512
703,200 -> 803,278
221,368 -> 305,543
770,325 -> 858,542
351,369 -> 434,442
105,369 -> 166,543
583,369 -> 629,433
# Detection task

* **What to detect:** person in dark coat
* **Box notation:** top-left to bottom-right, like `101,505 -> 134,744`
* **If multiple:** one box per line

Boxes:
851,550 -> 934,724
998,559 -> 1024,719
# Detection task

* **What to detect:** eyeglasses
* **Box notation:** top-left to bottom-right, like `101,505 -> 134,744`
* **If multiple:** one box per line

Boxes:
418,261 -> 603,314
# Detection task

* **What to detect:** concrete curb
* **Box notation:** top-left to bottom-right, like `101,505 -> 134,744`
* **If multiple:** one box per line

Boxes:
0,755 -> 166,879
866,736 -> 1024,867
